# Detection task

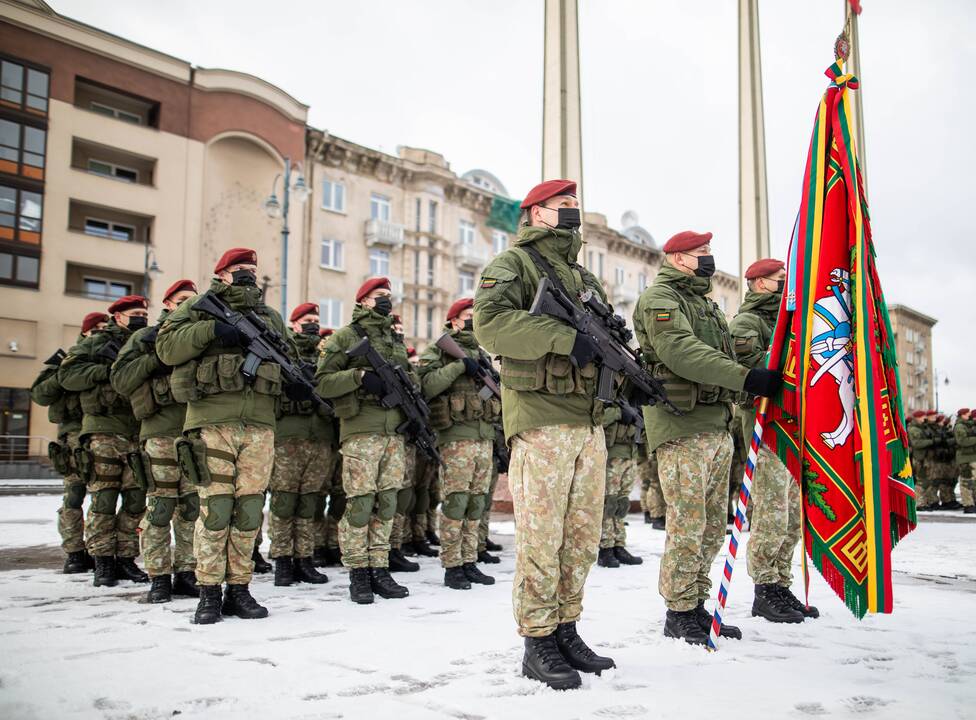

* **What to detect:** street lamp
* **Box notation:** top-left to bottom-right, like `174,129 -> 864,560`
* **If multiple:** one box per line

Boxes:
143,245 -> 162,298
265,158 -> 308,318
934,369 -> 950,412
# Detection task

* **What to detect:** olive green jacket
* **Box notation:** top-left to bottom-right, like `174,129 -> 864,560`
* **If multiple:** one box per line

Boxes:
315,304 -> 419,444
933,423 -> 955,464
953,418 -> 976,465
417,326 -> 499,445
908,422 -> 935,460
729,290 -> 782,446
111,310 -> 185,440
30,339 -> 84,436
602,404 -> 637,461
473,226 -> 607,440
277,329 -> 337,444
155,280 -> 288,433
633,264 -> 749,451
58,320 -> 140,438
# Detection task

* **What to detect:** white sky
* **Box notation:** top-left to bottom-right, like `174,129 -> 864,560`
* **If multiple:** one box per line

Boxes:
49,0 -> 975,410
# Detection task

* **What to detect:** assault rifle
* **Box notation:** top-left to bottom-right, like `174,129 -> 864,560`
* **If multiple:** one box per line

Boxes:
193,291 -> 332,412
492,428 -> 510,474
615,397 -> 645,444
43,348 -> 66,367
435,333 -> 501,400
347,337 -> 442,465
529,276 -> 681,414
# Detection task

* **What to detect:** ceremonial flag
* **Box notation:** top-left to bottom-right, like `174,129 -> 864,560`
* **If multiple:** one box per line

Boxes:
762,59 -> 916,618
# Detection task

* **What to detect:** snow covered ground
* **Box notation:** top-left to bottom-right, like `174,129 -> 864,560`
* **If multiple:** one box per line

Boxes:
0,494 -> 973,720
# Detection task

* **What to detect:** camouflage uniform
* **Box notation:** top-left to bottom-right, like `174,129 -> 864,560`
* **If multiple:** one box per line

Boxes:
390,444 -> 417,552
317,455 -> 344,552
933,422 -> 958,505
600,403 -> 639,549
637,447 -> 665,519
410,452 -> 436,543
478,454 -> 501,553
908,422 -> 937,507
953,416 -> 976,508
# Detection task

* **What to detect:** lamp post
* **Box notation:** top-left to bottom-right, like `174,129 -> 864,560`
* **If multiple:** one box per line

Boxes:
934,369 -> 949,412
143,244 -> 162,298
265,158 -> 309,318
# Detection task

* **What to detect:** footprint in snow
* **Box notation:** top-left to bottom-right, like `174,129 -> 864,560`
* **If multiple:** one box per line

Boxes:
841,696 -> 892,713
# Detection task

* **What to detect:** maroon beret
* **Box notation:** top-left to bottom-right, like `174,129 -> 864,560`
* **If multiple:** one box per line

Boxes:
81,312 -> 109,334
446,297 -> 474,321
214,247 -> 257,274
107,295 -> 148,314
356,277 -> 391,302
911,410 -> 926,419
319,327 -> 334,338
745,258 -> 786,280
406,346 -> 417,358
926,409 -> 938,416
663,230 -> 713,254
392,314 -> 402,324
520,179 -> 577,209
957,408 -> 970,417
290,302 -> 319,323
163,279 -> 197,302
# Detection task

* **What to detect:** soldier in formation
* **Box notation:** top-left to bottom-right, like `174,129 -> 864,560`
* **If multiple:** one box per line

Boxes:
953,408 -> 976,513
597,388 -> 644,568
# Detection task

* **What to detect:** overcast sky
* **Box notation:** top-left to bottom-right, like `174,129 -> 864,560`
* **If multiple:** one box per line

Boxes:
50,0 -> 975,410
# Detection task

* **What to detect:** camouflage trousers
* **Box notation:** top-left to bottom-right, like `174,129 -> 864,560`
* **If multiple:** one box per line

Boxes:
339,433 -> 406,569
510,424 -> 606,638
440,439 -> 493,568
935,464 -> 958,504
140,436 -> 197,577
269,438 -> 336,559
637,449 -> 665,518
426,462 -> 442,539
913,459 -> 938,506
746,447 -> 800,586
657,431 -> 733,612
314,455 -> 344,550
391,445 -> 417,550
600,457 -> 636,549
57,432 -> 87,553
960,462 -> 975,507
84,433 -> 145,558
478,465 -> 500,552
410,452 -> 437,542
194,423 -> 274,586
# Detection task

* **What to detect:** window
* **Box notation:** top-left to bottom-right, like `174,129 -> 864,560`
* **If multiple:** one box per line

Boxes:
459,270 -> 475,295
428,200 -> 438,234
0,59 -> 49,115
638,273 -> 648,292
320,237 -> 344,270
587,250 -> 594,271
415,198 -> 422,232
89,101 -> 142,124
369,248 -> 390,277
614,266 -> 625,285
597,253 -> 604,280
426,307 -> 435,339
905,350 -> 914,364
88,159 -> 138,183
426,252 -> 435,285
459,219 -> 475,246
370,193 -> 391,221
84,218 -> 135,242
0,184 -> 43,245
717,296 -> 728,313
0,250 -> 39,287
492,230 -> 507,255
0,119 -> 46,179
319,298 -> 343,328
83,277 -> 131,301
321,178 -> 346,212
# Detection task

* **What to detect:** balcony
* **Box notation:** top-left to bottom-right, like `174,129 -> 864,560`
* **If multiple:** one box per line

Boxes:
74,77 -> 160,128
361,273 -> 404,303
454,241 -> 490,270
65,262 -> 144,301
70,137 -> 156,187
611,283 -> 640,308
365,219 -> 405,248
68,200 -> 153,245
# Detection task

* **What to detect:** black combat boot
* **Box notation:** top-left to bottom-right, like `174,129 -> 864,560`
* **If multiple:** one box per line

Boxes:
965,505 -> 976,514
554,622 -> 616,674
614,546 -> 643,565
63,550 -> 88,574
221,584 -> 269,619
651,516 -> 666,531
251,547 -> 272,574
477,549 -> 500,564
313,546 -> 330,567
83,550 -> 96,571
388,549 -> 420,573
485,538 -> 502,552
776,585 -> 819,619
752,583 -> 804,623
409,539 -> 439,557
401,542 -> 417,557
324,546 -> 342,566
274,556 -> 296,587
348,567 -> 374,604
444,566 -> 471,590
942,500 -> 963,510
193,585 -> 223,624
147,574 -> 172,604
425,529 -> 441,547
695,602 -> 742,639
597,547 -> 619,568
115,557 -> 149,583
463,562 -> 495,585
663,609 -> 709,645
294,557 -> 328,584
369,567 -> 409,599
644,511 -> 652,524
92,556 -> 117,587
522,634 -> 582,690
172,571 -> 199,598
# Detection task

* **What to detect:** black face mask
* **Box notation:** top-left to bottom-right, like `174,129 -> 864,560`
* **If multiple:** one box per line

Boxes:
693,255 -> 716,278
393,332 -> 404,343
372,296 -> 393,317
462,319 -> 474,332
301,322 -> 320,336
775,279 -> 785,294
231,269 -> 257,287
554,207 -> 582,230
126,315 -> 148,331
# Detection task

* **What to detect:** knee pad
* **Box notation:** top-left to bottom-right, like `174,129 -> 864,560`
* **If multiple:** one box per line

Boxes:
345,493 -> 375,528
297,493 -> 318,520
147,496 -> 177,527
270,490 -> 299,519
327,489 -> 347,520
203,494 -> 235,531
615,495 -> 630,519
64,483 -> 86,510
121,488 -> 147,515
396,487 -> 415,515
602,495 -> 616,519
179,493 -> 200,522
233,494 -> 265,531
465,493 -> 486,521
91,488 -> 120,515
442,492 -> 470,521
376,488 -> 398,522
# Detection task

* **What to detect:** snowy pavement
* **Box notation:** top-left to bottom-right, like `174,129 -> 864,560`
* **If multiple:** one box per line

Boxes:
0,495 -> 973,720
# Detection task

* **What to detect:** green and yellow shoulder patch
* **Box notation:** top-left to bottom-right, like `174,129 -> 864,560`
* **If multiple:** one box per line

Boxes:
480,278 -> 498,289
654,311 -> 671,322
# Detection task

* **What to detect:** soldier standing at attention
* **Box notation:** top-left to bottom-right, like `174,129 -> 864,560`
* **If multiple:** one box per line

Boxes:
730,259 -> 818,623
953,408 -> 976,513
637,447 -> 665,530
473,179 -> 614,690
315,277 -> 414,605
268,303 -> 333,587
476,427 -> 506,564
111,280 -> 200,603
31,311 -> 107,574
908,411 -> 936,510
597,391 -> 643,568
312,327 -> 345,567
935,414 -> 961,509
59,296 -> 151,587
633,231 -> 782,645
156,248 -> 293,624
417,297 -> 499,590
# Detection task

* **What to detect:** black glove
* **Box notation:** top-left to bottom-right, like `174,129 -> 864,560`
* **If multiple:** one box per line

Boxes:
569,332 -> 599,368
284,381 -> 314,402
141,325 -> 160,349
461,357 -> 481,377
360,370 -> 385,397
743,368 -> 783,398
618,402 -> 640,426
213,320 -> 244,348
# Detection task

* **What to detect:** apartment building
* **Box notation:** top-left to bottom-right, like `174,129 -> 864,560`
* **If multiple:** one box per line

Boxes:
888,304 -> 937,413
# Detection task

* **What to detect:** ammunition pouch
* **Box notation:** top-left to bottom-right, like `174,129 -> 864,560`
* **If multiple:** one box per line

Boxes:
499,353 -> 596,397
175,436 -> 212,487
47,441 -> 71,475
331,390 -> 360,420
126,451 -> 151,491
79,382 -> 126,416
131,374 -> 178,421
73,446 -> 94,484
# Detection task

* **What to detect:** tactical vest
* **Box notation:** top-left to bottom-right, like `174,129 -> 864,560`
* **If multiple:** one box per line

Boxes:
129,373 -> 178,422
428,360 -> 502,431
330,322 -> 408,420
171,347 -> 281,404
48,389 -> 83,426
604,419 -> 637,448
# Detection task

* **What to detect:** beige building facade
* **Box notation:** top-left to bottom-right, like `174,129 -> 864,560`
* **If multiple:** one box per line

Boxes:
888,304 -> 937,413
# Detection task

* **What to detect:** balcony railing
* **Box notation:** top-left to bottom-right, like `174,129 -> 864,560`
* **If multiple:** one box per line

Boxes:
611,283 -> 640,307
365,219 -> 405,248
454,241 -> 490,269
